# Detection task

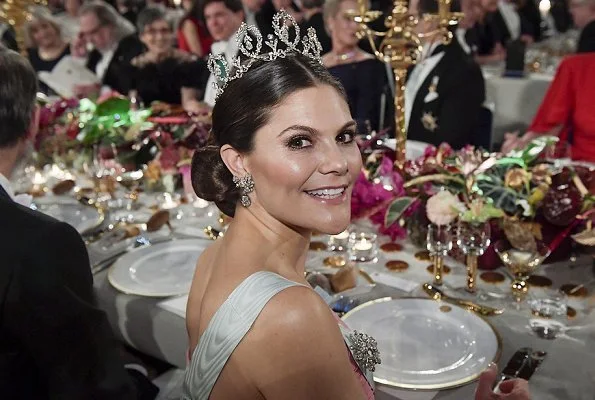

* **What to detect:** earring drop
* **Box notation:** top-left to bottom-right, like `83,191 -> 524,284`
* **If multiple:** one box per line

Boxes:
232,174 -> 255,207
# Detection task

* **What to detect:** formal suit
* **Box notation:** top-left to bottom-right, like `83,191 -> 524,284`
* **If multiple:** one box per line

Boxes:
577,20 -> 595,54
486,7 -> 535,47
86,34 -> 145,95
405,39 -> 486,150
0,181 -> 156,399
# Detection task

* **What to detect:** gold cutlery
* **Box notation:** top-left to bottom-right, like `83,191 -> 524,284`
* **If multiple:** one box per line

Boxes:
423,283 -> 504,316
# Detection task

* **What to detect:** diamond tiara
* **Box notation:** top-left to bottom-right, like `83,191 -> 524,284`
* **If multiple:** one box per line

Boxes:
207,10 -> 324,101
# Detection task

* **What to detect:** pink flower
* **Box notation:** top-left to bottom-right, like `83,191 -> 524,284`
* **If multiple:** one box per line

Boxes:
426,190 -> 465,226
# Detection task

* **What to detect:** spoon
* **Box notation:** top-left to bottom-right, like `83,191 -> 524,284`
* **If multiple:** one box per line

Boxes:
423,283 -> 504,316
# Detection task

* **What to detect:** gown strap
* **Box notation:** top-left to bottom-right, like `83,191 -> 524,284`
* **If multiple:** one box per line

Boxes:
182,271 -> 307,400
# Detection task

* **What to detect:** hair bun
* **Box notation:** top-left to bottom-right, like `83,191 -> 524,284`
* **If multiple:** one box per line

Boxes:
191,145 -> 238,217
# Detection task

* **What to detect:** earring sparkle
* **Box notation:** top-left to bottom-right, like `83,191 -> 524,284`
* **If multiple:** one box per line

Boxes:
232,174 -> 255,207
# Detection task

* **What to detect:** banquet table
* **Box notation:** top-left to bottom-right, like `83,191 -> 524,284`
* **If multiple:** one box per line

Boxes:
482,67 -> 554,148
93,231 -> 595,400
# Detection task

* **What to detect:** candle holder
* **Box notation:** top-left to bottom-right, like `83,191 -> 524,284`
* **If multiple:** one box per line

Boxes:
328,229 -> 351,252
349,232 -> 378,263
347,0 -> 463,170
426,224 -> 453,286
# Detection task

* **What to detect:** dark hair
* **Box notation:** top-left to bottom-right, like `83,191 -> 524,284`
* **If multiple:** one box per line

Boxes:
302,0 -> 325,9
0,49 -> 38,148
136,6 -> 169,33
201,0 -> 244,17
191,54 -> 345,217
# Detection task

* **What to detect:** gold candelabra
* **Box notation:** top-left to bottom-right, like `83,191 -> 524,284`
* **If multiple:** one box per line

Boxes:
1,0 -> 46,55
348,0 -> 463,170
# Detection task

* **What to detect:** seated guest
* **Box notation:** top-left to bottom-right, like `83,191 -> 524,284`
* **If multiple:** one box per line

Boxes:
130,7 -> 209,112
502,53 -> 595,162
0,48 -> 158,400
486,0 -> 536,47
178,0 -> 214,57
456,0 -> 483,55
405,0 -> 485,149
24,8 -> 70,95
76,1 -> 144,97
517,0 -> 544,42
323,0 -> 387,133
300,0 -> 332,54
54,0 -> 82,41
570,0 -> 595,53
474,0 -> 508,63
202,0 -> 245,107
0,23 -> 19,52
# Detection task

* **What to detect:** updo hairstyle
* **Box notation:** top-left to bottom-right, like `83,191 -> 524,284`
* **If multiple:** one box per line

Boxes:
191,53 -> 345,217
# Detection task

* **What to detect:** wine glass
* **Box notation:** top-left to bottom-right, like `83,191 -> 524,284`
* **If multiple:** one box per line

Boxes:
427,224 -> 453,286
494,239 -> 551,304
456,220 -> 491,293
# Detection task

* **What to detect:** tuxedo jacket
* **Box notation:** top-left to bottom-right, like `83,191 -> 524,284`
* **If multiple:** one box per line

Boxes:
406,40 -> 485,150
0,185 -> 141,399
486,9 -> 535,47
86,34 -> 145,95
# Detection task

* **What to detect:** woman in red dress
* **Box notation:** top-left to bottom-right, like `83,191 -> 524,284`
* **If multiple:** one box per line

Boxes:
502,53 -> 595,162
177,0 -> 213,57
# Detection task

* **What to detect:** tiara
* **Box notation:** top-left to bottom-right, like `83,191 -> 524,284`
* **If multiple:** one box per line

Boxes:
207,10 -> 323,101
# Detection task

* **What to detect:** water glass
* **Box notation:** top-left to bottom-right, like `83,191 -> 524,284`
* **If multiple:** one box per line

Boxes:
528,289 -> 568,340
427,224 -> 453,286
456,221 -> 491,293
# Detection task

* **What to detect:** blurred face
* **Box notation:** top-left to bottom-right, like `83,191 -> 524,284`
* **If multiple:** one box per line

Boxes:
570,0 -> 595,28
460,0 -> 480,28
480,0 -> 498,13
243,85 -> 362,235
30,19 -> 60,49
327,0 -> 360,49
64,0 -> 81,15
140,18 -> 173,54
79,12 -> 115,51
182,0 -> 193,12
204,2 -> 244,41
243,0 -> 266,12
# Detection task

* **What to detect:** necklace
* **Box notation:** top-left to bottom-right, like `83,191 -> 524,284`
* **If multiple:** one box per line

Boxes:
334,50 -> 357,63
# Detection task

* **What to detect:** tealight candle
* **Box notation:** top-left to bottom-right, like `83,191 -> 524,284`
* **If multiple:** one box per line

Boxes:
32,171 -> 47,185
328,229 -> 350,252
349,232 -> 378,262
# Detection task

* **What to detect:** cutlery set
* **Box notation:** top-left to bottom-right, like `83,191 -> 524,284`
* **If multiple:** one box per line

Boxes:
494,347 -> 547,392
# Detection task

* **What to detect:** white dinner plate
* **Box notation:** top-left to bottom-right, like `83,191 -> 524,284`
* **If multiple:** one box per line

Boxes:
342,298 -> 501,390
33,197 -> 104,234
108,239 -> 207,297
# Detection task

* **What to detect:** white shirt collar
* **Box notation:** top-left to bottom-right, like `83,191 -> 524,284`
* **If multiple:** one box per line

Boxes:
0,172 -> 33,207
95,42 -> 118,80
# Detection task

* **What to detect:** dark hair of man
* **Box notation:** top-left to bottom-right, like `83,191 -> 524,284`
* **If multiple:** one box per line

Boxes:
201,0 -> 244,17
0,49 -> 38,148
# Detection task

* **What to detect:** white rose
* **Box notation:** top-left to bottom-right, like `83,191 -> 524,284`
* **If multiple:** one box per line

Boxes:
426,190 -> 465,226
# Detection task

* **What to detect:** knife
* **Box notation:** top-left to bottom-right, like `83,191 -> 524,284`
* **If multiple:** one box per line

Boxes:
493,347 -> 531,393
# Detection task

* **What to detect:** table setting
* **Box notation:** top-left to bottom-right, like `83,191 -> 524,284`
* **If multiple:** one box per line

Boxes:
16,93 -> 595,399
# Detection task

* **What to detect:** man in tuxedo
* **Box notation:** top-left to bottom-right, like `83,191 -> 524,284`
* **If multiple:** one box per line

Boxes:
405,0 -> 486,149
0,49 -> 157,399
300,0 -> 332,54
202,0 -> 245,107
570,0 -> 595,53
75,1 -> 144,97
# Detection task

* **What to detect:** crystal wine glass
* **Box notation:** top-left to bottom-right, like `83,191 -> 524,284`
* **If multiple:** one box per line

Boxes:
427,224 -> 453,286
494,239 -> 551,304
456,220 -> 491,293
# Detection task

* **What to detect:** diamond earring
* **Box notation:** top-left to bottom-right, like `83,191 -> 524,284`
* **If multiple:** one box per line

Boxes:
232,174 -> 255,208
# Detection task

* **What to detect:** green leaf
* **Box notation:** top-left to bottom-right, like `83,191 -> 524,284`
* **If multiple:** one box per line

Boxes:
95,97 -> 130,117
460,204 -> 505,223
385,196 -> 417,227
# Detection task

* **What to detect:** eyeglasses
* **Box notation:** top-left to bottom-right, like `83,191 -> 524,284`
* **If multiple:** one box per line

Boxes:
80,24 -> 104,38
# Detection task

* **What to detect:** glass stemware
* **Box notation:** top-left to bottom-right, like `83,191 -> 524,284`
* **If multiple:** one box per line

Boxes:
494,239 -> 552,304
427,224 -> 453,286
456,221 -> 491,293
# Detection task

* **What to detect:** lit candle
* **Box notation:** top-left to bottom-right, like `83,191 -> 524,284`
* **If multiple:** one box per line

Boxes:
538,0 -> 551,17
328,230 -> 350,252
161,193 -> 179,210
349,233 -> 378,262
32,172 -> 46,185
354,239 -> 373,251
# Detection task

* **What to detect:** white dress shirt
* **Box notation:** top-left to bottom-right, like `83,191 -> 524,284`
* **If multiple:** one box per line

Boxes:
456,28 -> 472,54
204,33 -> 241,107
404,42 -> 445,130
498,0 -> 521,40
95,42 -> 118,81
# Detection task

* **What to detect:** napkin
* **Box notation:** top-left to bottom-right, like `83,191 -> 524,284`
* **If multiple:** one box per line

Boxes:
158,295 -> 188,319
368,271 -> 419,293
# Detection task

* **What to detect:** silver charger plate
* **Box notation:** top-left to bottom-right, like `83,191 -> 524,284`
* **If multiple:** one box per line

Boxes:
342,298 -> 501,390
33,196 -> 104,234
108,239 -> 208,297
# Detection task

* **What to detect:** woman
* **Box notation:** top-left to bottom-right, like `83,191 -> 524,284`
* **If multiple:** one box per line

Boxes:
177,0 -> 213,57
502,53 -> 595,162
24,8 -> 71,95
183,11 -> 530,399
129,7 -> 209,113
322,0 -> 387,133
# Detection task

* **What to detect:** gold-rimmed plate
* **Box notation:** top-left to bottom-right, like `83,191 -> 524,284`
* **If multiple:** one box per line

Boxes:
33,196 -> 105,235
342,297 -> 501,390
